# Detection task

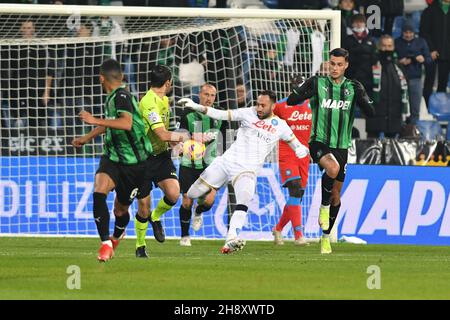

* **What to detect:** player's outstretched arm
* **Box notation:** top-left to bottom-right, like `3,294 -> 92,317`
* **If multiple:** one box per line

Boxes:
177,98 -> 241,121
153,126 -> 190,143
72,126 -> 106,148
354,80 -> 375,118
287,76 -> 316,106
79,110 -> 133,131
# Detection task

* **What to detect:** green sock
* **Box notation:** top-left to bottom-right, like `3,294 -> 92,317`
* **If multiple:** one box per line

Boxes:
135,215 -> 148,248
151,196 -> 175,222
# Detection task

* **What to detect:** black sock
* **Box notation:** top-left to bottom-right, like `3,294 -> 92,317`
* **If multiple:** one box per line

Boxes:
323,203 -> 341,235
195,204 -> 212,215
179,205 -> 192,237
135,213 -> 148,223
321,173 -> 335,206
113,213 -> 130,239
163,195 -> 177,206
93,192 -> 110,242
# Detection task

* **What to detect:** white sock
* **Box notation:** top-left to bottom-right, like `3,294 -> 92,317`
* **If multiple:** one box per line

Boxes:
102,240 -> 113,248
227,210 -> 247,241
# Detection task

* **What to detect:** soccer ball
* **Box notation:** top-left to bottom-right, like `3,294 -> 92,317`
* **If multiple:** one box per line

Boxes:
183,139 -> 206,161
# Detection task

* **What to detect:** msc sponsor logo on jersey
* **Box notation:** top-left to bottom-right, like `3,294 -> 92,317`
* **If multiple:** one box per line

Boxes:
253,120 -> 277,134
287,110 -> 312,122
290,124 -> 310,131
320,99 -> 351,110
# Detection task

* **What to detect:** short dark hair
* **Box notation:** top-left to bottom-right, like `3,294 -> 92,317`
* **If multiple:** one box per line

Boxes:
330,48 -> 349,62
351,13 -> 367,25
259,90 -> 277,103
150,65 -> 172,88
100,59 -> 123,82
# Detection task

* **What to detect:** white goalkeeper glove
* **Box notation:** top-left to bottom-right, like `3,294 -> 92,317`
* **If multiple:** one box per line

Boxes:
177,98 -> 206,113
294,144 -> 309,159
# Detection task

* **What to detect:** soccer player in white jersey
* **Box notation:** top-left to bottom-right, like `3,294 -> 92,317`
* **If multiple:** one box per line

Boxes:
177,90 -> 309,254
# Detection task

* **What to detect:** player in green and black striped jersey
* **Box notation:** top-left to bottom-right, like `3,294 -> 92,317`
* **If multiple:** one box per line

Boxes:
287,48 -> 375,254
177,83 -> 222,246
73,59 -> 153,262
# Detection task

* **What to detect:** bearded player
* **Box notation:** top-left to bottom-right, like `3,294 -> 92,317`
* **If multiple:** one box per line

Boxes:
272,77 -> 312,246
177,90 -> 309,254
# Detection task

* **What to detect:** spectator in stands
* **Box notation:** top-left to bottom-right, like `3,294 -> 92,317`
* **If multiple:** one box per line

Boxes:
45,23 -> 104,132
366,35 -> 409,138
395,22 -> 432,125
380,0 -> 405,36
343,14 -> 378,97
337,0 -> 359,45
420,0 -> 450,106
0,20 -> 51,129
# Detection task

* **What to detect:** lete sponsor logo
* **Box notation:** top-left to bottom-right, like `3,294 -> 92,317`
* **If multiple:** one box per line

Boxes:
252,120 -> 277,134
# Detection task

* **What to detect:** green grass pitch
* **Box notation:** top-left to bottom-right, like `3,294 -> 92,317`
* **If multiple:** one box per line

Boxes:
1,237 -> 449,300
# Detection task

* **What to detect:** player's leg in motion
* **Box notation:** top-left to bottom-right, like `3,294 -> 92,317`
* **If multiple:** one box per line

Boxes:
179,190 -> 216,246
93,173 -> 116,262
221,173 -> 256,254
318,154 -> 340,231
321,180 -> 343,254
111,197 -> 131,250
150,178 -> 180,241
274,180 -> 308,246
135,195 -> 151,258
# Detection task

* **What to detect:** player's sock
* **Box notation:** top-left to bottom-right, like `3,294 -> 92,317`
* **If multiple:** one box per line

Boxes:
321,173 -> 334,206
227,204 -> 248,241
179,205 -> 191,237
286,197 -> 303,240
195,204 -> 212,215
323,203 -> 341,235
93,192 -> 110,242
151,196 -> 176,222
275,205 -> 291,232
135,214 -> 149,248
113,213 -> 130,239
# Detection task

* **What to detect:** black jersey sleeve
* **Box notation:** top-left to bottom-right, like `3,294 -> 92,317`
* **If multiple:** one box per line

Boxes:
287,76 -> 316,105
353,80 -> 375,118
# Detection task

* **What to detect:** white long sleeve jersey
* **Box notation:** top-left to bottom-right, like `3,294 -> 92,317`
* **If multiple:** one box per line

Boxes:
213,107 -> 295,169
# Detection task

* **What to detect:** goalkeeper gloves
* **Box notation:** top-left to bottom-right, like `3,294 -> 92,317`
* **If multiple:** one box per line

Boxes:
290,74 -> 305,95
294,144 -> 309,159
177,98 -> 206,113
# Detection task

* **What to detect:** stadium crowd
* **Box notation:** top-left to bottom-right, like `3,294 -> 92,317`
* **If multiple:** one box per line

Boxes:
0,0 -> 449,142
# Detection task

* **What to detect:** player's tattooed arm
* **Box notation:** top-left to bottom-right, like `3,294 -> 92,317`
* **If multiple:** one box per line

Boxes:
354,80 -> 375,118
287,76 -> 316,105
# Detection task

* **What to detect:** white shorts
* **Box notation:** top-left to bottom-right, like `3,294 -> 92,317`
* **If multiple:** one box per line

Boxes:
199,156 -> 258,189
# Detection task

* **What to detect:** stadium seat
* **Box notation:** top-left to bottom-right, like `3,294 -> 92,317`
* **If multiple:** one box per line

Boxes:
428,93 -> 450,121
416,120 -> 443,141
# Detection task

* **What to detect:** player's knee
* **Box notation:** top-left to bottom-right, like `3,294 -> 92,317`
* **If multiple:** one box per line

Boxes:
113,205 -> 129,217
287,180 -> 304,198
182,195 -> 193,210
187,179 -> 210,199
327,164 -> 340,179
165,191 -> 180,205
137,198 -> 150,219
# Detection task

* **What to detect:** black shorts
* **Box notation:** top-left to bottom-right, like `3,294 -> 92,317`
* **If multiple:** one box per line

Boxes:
179,165 -> 204,194
96,156 -> 148,206
139,150 -> 178,199
309,141 -> 348,182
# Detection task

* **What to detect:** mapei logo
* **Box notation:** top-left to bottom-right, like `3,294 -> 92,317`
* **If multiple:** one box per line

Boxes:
320,99 -> 351,110
253,120 -> 277,134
